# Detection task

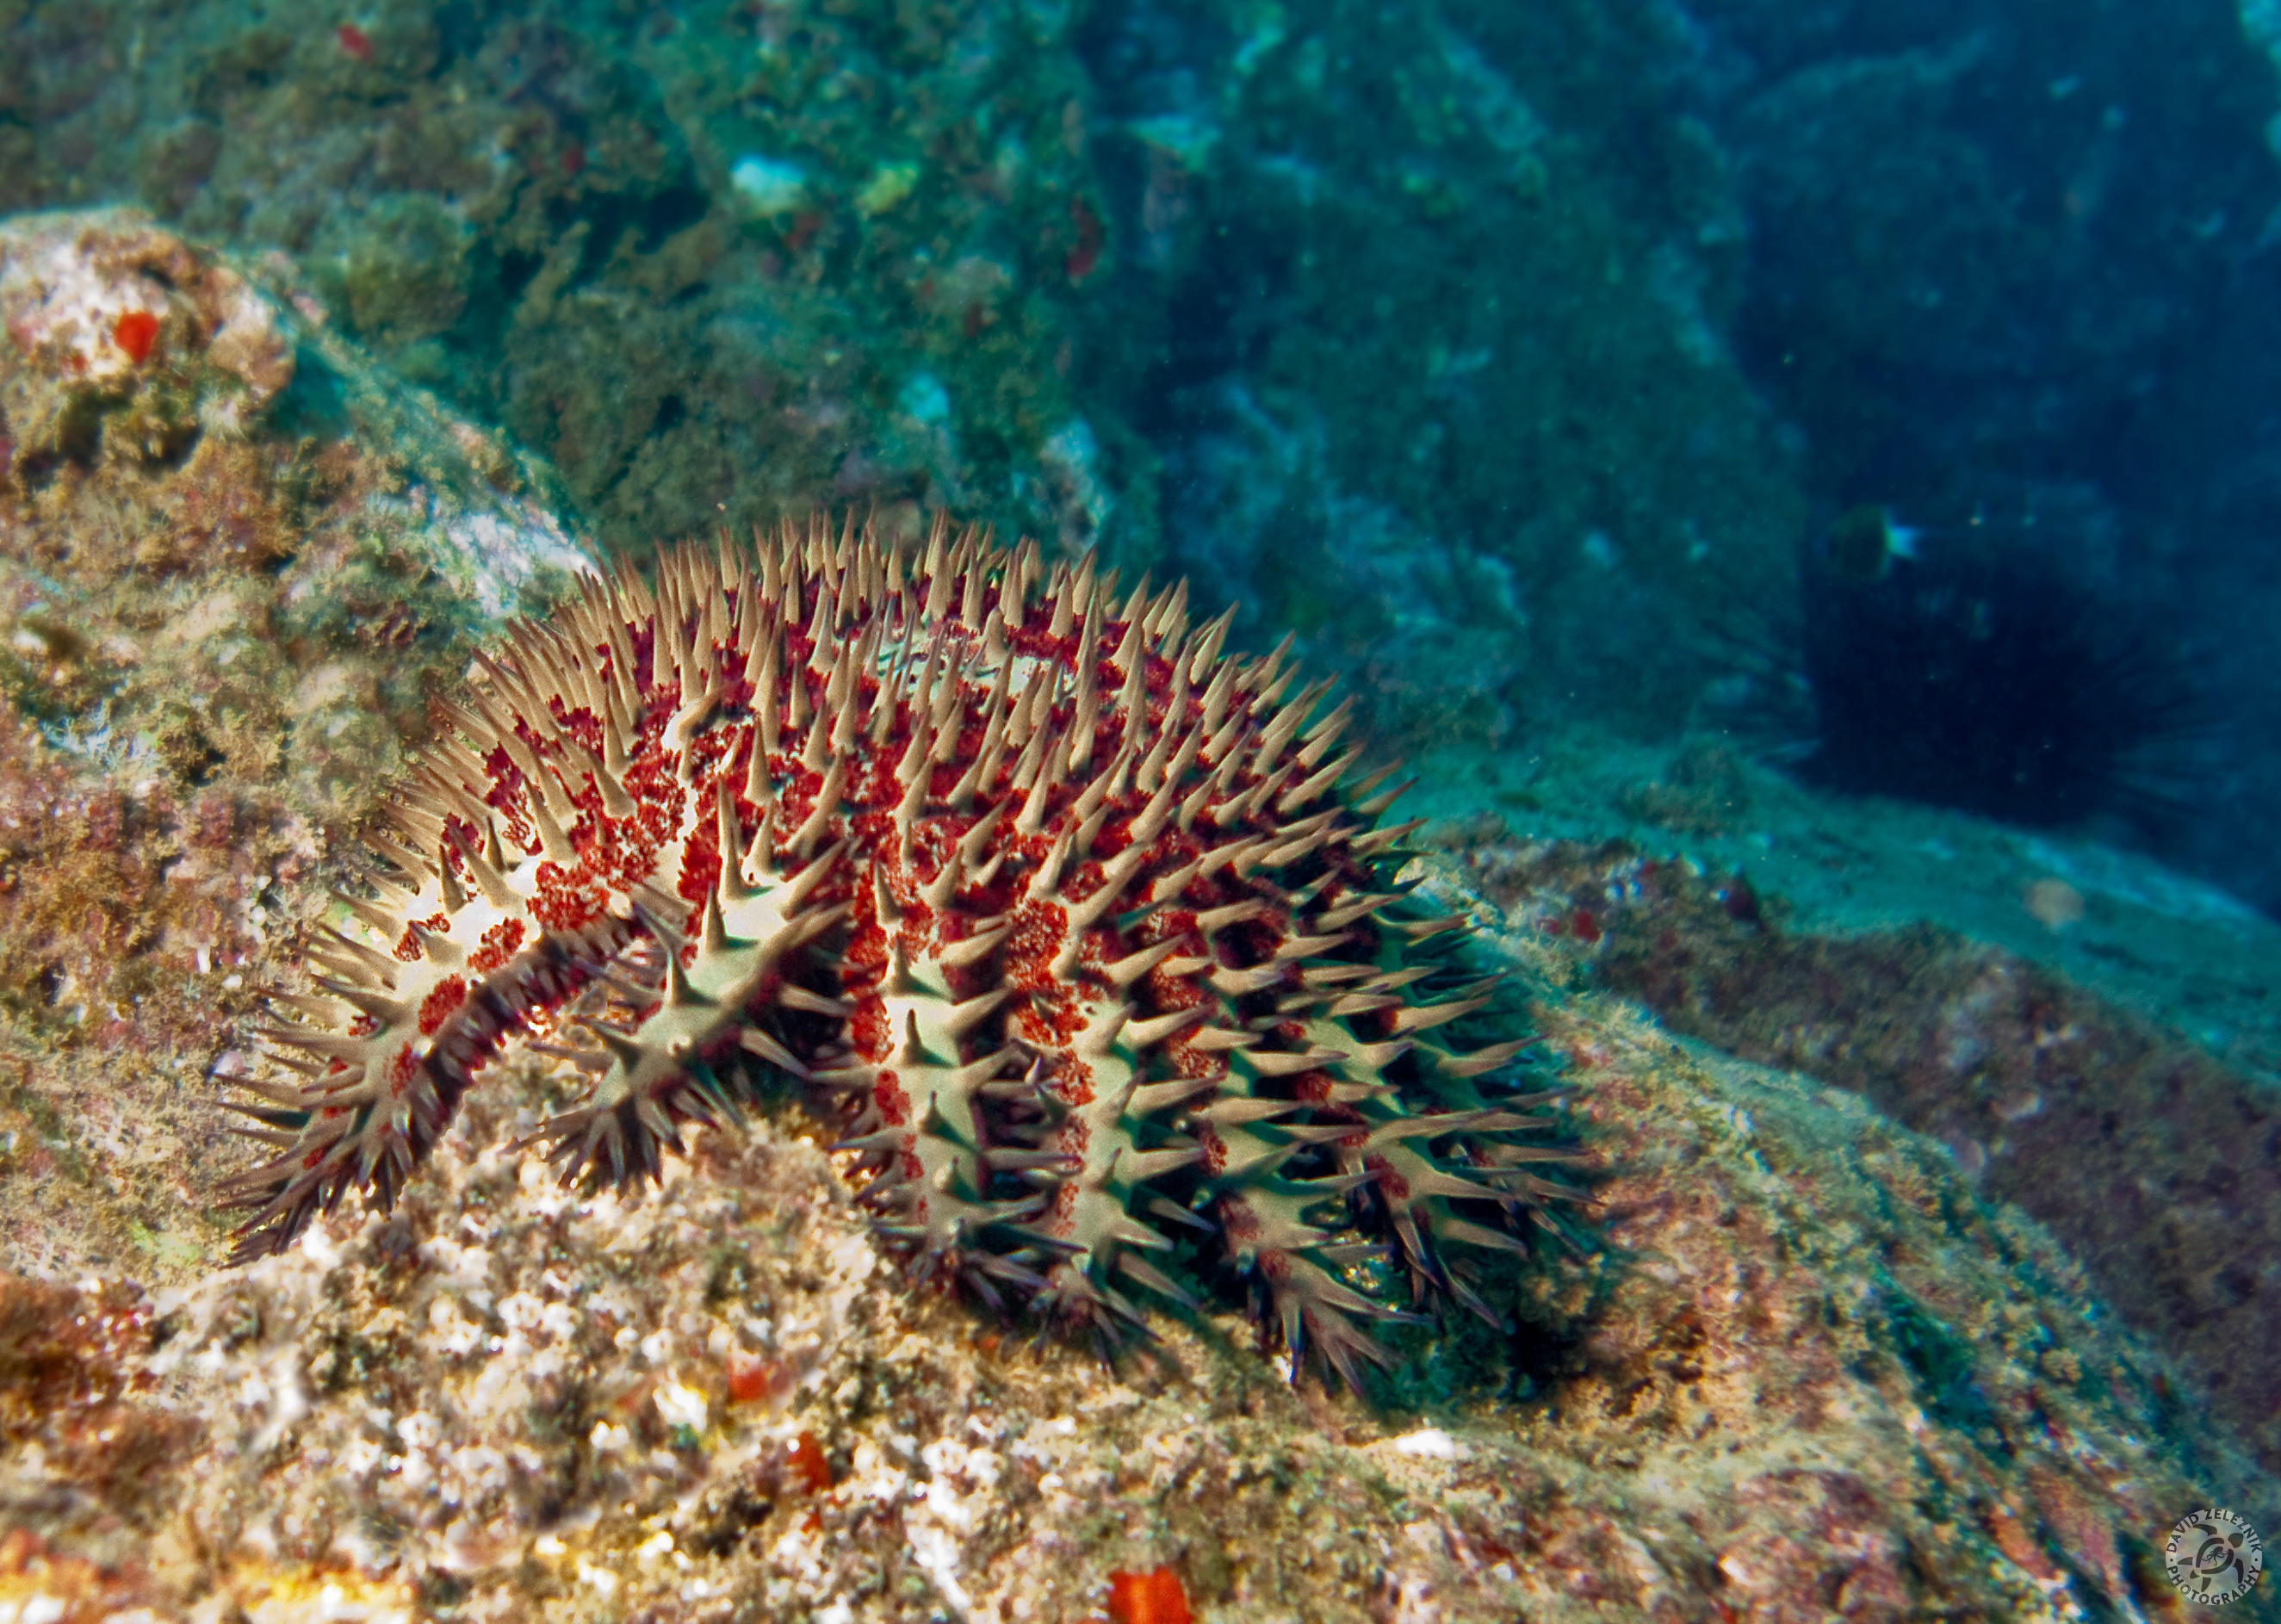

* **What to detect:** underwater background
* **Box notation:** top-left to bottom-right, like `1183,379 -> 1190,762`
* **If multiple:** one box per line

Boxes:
4,0 -> 2281,889
9,0 -> 2281,903
3,1 -> 2281,1620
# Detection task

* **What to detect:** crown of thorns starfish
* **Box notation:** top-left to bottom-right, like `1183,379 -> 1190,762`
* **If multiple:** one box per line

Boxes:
224,513 -> 1579,1385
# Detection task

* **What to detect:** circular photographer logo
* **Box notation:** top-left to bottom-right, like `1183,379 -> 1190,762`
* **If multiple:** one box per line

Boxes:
2165,1509 -> 2264,1605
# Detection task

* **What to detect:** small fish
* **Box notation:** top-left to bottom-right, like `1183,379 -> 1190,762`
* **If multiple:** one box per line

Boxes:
1823,504 -> 1920,584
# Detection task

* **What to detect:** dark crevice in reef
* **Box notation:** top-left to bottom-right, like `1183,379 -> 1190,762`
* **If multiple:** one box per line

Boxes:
1436,827 -> 2281,1483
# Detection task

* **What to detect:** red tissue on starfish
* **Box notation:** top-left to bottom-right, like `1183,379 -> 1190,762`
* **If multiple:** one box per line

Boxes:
222,513 -> 1577,1384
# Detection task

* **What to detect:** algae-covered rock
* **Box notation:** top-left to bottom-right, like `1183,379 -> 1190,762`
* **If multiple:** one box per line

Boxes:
1441,821 -> 2281,1488
0,207 -> 591,1275
306,191 -> 475,372
0,849 -> 2262,1621
0,205 -> 292,471
0,0 -> 1127,575
1,0 -> 1813,750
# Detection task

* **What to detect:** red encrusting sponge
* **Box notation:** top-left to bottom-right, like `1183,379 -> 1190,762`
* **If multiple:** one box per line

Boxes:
1107,1565 -> 1192,1624
111,309 -> 158,364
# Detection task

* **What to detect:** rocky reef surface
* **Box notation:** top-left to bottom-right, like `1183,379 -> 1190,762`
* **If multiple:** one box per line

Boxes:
11,930 -> 2263,1623
0,211 -> 2273,1623
0,209 -> 585,1292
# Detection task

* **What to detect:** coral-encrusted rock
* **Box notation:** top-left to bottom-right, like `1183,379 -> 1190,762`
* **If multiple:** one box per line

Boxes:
8,932 -> 2261,1622
0,209 -> 293,472
0,208 -> 598,1286
227,517 -> 1575,1381
0,208 -> 588,609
